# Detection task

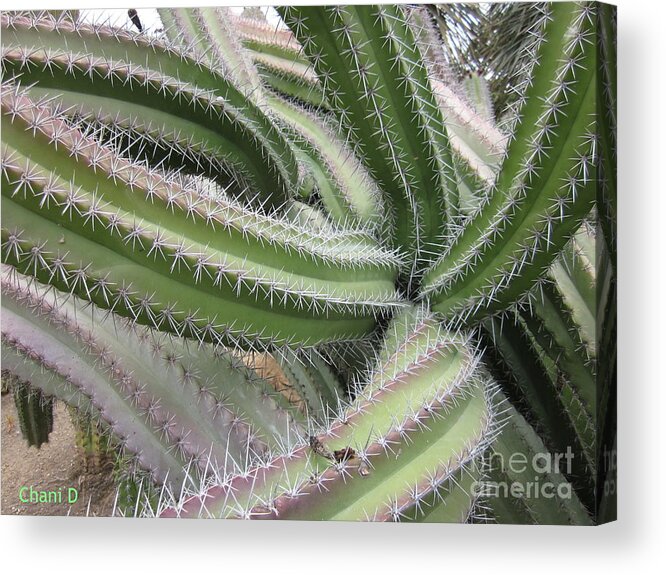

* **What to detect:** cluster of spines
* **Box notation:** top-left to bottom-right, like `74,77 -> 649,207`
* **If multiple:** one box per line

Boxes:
422,2 -> 599,323
0,45 -> 288,205
403,5 -> 506,189
0,81 -> 396,264
0,7 -> 607,525
2,292 -> 198,490
233,3 -> 505,179
224,17 -> 321,106
157,307 -> 497,522
254,52 -> 324,106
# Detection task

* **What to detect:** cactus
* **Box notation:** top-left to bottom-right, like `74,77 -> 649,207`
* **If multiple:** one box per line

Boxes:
0,3 -> 614,524
10,378 -> 54,448
278,5 -> 460,277
421,3 -> 599,321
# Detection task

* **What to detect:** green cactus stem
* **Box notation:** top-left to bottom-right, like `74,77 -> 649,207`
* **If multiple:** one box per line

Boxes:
11,380 -> 54,448
278,5 -> 459,275
482,315 -> 595,509
1,11 -> 298,207
485,394 -> 592,525
267,96 -> 384,230
160,307 -> 495,521
422,3 -> 599,323
157,8 -> 264,100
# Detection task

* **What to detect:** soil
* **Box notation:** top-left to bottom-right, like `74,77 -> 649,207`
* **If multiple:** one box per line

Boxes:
1,392 -> 116,516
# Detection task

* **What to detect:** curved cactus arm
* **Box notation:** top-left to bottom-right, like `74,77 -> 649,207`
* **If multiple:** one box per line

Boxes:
482,316 -> 594,509
278,5 -> 459,272
0,12 -> 298,206
156,7 -> 263,101
160,307 -> 496,522
520,281 -> 596,422
0,267 -> 309,490
10,379 -> 54,448
267,95 -> 383,230
423,3 -> 599,322
151,338 -> 308,450
550,225 -> 596,356
2,291 -> 194,490
484,394 -> 592,525
1,86 -> 404,348
236,7 -> 507,204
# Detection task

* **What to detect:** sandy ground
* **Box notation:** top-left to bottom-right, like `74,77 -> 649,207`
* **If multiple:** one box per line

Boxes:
1,392 -> 116,516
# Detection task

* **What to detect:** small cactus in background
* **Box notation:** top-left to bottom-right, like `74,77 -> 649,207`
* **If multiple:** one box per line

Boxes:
10,378 -> 54,448
0,2 -> 615,523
